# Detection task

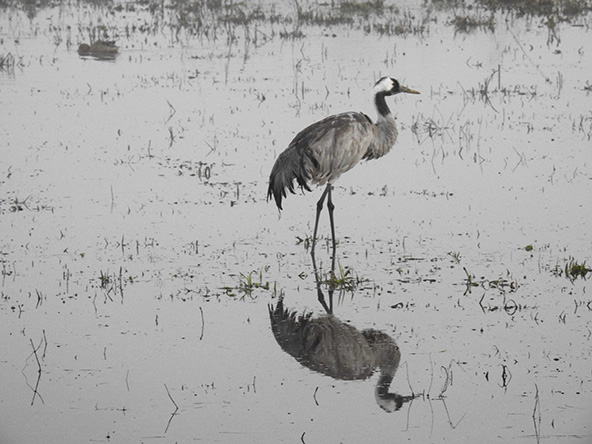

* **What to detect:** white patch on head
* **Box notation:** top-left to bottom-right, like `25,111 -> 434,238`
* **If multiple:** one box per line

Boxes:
373,76 -> 394,94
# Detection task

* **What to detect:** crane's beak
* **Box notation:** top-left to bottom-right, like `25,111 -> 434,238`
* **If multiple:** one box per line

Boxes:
400,85 -> 420,94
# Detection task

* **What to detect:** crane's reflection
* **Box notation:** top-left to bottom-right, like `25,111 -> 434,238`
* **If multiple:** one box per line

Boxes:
268,256 -> 416,412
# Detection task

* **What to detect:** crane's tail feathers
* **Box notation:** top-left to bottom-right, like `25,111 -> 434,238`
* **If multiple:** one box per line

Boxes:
267,146 -> 316,210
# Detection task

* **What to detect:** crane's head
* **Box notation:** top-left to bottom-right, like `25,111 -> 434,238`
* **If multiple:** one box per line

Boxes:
373,76 -> 420,96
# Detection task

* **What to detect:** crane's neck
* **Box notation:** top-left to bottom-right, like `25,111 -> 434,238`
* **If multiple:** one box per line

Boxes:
365,92 -> 398,160
374,91 -> 392,118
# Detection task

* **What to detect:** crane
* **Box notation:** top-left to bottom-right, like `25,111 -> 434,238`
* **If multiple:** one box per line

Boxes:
267,76 -> 420,252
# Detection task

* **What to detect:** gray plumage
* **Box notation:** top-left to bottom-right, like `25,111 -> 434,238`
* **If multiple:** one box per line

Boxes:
269,298 -> 412,412
267,76 -> 419,250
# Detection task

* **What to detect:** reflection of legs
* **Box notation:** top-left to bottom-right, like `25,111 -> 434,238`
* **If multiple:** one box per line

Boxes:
311,250 -> 333,315
317,285 -> 333,315
311,184 -> 331,253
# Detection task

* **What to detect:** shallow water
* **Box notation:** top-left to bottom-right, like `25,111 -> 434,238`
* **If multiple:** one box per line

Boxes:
1,1 -> 591,443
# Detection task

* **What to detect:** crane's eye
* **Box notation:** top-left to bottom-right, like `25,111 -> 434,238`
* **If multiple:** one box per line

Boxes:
391,79 -> 400,93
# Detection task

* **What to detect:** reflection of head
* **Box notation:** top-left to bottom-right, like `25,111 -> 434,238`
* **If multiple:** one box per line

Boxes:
269,298 -> 412,412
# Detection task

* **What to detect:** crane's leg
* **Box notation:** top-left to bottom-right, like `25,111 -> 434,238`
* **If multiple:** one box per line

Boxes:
311,184 -> 331,253
326,185 -> 337,262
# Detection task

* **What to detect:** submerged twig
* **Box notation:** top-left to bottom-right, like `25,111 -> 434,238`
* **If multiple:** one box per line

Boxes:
164,383 -> 179,411
533,384 -> 541,444
440,397 -> 466,429
404,361 -> 416,396
165,99 -> 176,123
499,364 -> 512,389
163,383 -> 179,434
199,307 -> 205,340
28,338 -> 44,405
42,329 -> 48,359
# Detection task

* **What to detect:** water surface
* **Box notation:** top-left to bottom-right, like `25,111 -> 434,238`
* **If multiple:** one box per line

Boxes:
1,1 -> 591,443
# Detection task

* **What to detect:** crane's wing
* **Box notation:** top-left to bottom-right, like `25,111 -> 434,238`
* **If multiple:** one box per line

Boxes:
268,112 -> 374,210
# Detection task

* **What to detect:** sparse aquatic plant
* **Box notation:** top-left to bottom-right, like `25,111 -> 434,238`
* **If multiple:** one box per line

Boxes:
562,257 -> 590,282
448,251 -> 461,263
551,257 -> 590,281
97,267 -> 132,300
462,267 -> 480,294
99,270 -> 111,289
296,234 -> 314,250
320,262 -> 368,292
223,267 -> 274,299
238,270 -> 270,295
0,53 -> 16,73
462,267 -> 518,295
411,112 -> 453,144
574,112 -> 592,141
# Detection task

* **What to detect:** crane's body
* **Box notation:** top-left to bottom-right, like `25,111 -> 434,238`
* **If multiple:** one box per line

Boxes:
267,76 -> 419,251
